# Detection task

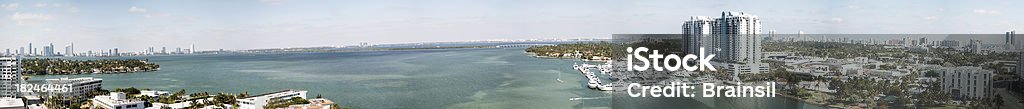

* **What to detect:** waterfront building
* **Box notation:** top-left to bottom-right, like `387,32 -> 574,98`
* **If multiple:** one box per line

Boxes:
237,90 -> 308,109
91,92 -> 144,109
27,77 -> 103,102
65,43 -> 74,57
140,90 -> 168,97
682,11 -> 768,81
938,66 -> 993,100
682,16 -> 714,57
0,57 -> 20,98
42,43 -> 54,56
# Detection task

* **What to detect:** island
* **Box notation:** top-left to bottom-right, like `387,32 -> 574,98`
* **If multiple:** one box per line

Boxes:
524,42 -> 614,61
22,58 -> 160,75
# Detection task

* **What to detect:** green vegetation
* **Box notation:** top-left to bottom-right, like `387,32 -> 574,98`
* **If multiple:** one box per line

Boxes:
765,41 -> 1018,66
22,58 -> 160,75
44,95 -> 84,109
264,97 -> 311,109
525,42 -> 614,60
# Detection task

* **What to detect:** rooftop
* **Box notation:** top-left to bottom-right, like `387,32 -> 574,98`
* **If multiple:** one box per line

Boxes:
0,97 -> 24,108
241,89 -> 307,99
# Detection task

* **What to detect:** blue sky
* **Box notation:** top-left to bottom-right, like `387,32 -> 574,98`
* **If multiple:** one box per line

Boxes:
0,0 -> 1020,51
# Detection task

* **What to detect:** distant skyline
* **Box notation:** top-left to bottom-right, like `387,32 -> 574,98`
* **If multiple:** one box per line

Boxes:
0,0 -> 1021,51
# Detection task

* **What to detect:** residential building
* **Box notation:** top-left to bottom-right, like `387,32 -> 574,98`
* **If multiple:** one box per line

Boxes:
1008,30 -> 1016,45
91,92 -> 144,109
967,39 -> 983,54
31,77 -> 103,102
0,57 -> 20,98
939,66 -> 993,100
682,11 -> 768,81
65,43 -> 74,57
682,16 -> 714,57
237,90 -> 308,109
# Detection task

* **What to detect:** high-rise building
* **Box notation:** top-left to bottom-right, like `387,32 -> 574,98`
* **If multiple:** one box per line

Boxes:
1008,30 -> 1017,49
65,43 -> 74,56
682,16 -> 714,55
1018,51 -> 1024,82
113,48 -> 119,56
190,44 -> 196,54
939,66 -> 992,100
968,39 -> 982,54
42,43 -> 55,56
161,47 -> 167,54
682,11 -> 768,81
27,43 -> 32,56
0,56 -> 21,98
1007,30 -> 1016,45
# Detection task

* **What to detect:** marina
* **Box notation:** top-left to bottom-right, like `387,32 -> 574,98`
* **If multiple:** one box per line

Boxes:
573,62 -> 615,91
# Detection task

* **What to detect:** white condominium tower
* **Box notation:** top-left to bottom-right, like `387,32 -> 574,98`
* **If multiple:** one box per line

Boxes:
0,57 -> 20,98
683,11 -> 768,81
713,11 -> 762,64
683,11 -> 763,64
683,16 -> 714,57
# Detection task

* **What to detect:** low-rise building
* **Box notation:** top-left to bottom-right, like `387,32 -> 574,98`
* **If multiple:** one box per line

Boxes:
237,90 -> 307,109
26,77 -> 103,102
938,66 -> 993,100
0,97 -> 24,109
140,90 -> 168,98
91,92 -> 145,109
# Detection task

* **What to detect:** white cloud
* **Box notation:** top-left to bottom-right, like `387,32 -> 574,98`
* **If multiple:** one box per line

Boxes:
129,6 -> 147,13
10,12 -> 54,25
144,13 -> 171,18
10,12 -> 53,21
260,0 -> 286,5
33,3 -> 48,7
0,3 -> 18,11
68,7 -> 79,13
973,9 -> 1002,15
846,5 -> 861,10
923,16 -> 938,20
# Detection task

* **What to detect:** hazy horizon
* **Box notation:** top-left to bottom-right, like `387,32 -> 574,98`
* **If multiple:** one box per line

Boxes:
1,0 -> 1021,51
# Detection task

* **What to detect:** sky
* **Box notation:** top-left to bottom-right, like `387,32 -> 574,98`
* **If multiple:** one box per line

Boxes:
0,0 -> 1020,51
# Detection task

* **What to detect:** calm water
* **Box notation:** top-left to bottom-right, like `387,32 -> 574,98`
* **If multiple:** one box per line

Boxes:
34,48 -> 822,109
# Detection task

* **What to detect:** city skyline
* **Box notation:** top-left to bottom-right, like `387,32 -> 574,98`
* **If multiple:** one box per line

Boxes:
0,0 -> 1021,51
